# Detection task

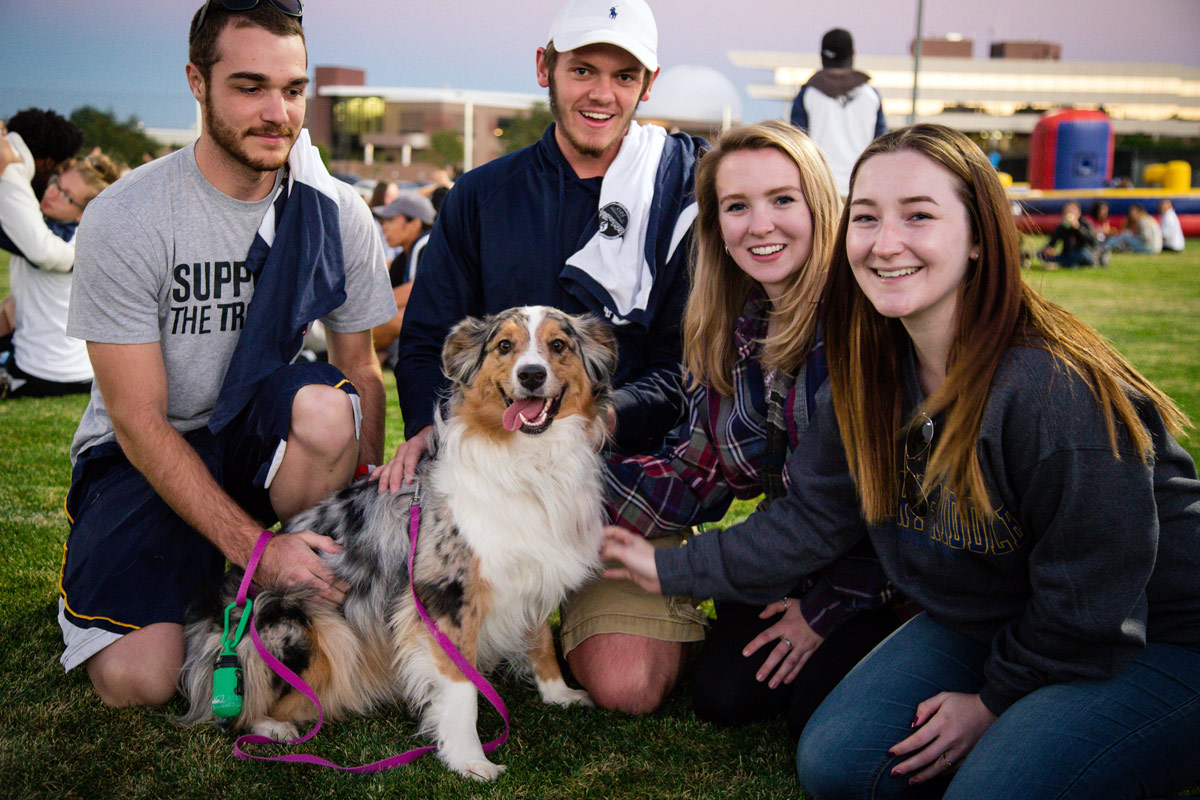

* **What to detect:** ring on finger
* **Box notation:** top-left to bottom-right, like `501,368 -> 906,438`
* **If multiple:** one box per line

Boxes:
781,637 -> 793,650
941,752 -> 953,769
781,597 -> 790,610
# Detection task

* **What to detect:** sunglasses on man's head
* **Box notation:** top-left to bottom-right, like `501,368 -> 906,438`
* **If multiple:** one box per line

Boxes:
194,0 -> 303,36
902,413 -> 938,518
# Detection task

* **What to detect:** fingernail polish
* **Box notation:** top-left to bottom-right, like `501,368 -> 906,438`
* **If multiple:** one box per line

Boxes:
909,777 -> 920,786
910,716 -> 919,728
890,768 -> 901,777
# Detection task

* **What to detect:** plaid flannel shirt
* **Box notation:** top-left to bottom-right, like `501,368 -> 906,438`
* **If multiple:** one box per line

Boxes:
605,298 -> 892,637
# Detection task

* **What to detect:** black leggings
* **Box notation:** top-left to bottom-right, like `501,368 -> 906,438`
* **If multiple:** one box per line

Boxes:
0,340 -> 91,398
1,362 -> 91,397
693,602 -> 902,740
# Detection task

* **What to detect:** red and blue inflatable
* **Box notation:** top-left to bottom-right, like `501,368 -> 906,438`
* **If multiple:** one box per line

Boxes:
1011,110 -> 1198,237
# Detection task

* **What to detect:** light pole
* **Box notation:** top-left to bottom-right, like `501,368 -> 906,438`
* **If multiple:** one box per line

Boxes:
908,0 -> 925,125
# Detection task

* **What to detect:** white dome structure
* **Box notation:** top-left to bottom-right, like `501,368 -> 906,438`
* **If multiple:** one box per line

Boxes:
638,65 -> 743,126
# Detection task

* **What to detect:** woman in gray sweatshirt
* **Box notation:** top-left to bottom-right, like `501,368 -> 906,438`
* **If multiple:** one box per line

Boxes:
602,124 -> 1200,800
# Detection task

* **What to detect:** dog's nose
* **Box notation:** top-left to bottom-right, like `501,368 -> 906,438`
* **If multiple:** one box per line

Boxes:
517,365 -> 546,391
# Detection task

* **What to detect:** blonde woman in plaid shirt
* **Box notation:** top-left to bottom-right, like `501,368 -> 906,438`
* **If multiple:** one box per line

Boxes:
605,121 -> 904,738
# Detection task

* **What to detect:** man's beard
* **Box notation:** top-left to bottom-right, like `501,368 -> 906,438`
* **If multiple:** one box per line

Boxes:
547,73 -> 638,160
203,93 -> 295,173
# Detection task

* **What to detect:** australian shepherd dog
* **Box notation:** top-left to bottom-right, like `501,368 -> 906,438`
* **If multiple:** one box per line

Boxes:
179,306 -> 617,780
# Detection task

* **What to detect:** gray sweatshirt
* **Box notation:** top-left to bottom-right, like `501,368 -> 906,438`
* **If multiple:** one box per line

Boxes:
657,345 -> 1200,714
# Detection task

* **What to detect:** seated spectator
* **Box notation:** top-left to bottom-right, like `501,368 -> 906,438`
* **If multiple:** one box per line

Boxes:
370,191 -> 435,362
1159,199 -> 1185,252
1108,203 -> 1163,254
1040,201 -> 1101,268
0,126 -> 117,398
1086,200 -> 1115,241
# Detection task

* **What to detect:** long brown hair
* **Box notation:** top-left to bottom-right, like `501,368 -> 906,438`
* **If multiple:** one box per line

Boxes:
824,123 -> 1189,523
684,121 -> 841,396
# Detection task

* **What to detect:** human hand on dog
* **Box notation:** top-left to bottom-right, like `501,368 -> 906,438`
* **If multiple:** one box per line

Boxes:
600,526 -> 662,595
742,599 -> 824,689
887,692 -> 996,786
258,531 -> 349,606
373,425 -> 432,493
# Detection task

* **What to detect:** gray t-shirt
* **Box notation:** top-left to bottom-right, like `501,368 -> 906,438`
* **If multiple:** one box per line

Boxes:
68,143 -> 396,462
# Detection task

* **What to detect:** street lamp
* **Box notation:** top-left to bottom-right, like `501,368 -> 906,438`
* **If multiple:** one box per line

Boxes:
908,0 -> 924,126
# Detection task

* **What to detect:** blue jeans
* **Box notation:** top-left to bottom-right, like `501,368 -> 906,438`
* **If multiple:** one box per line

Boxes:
1047,248 -> 1096,268
1107,231 -> 1152,253
796,613 -> 1200,799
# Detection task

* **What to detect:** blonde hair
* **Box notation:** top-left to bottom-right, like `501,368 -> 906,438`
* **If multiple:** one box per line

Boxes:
70,153 -> 121,206
823,123 -> 1190,523
684,120 -> 841,397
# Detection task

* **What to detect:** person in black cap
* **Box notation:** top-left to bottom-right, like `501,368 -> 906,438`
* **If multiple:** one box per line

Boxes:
789,28 -> 886,195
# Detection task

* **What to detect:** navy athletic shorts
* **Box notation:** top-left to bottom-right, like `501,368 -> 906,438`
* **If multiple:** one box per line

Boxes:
58,362 -> 359,648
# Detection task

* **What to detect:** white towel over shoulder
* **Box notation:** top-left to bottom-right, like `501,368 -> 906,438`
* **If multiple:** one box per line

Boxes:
566,121 -> 694,325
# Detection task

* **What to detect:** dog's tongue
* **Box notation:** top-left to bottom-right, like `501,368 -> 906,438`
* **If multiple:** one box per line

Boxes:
503,398 -> 547,432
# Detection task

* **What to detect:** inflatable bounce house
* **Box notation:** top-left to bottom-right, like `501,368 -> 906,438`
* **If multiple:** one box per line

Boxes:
1010,109 -> 1199,236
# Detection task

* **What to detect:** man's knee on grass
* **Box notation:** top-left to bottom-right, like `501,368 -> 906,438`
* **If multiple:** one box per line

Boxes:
86,623 -> 183,708
568,633 -> 688,714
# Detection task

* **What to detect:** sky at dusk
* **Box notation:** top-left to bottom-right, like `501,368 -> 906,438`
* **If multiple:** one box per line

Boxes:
2,0 -> 1198,131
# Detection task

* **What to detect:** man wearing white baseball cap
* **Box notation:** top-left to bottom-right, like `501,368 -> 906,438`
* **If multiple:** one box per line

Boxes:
385,0 -> 707,714
546,0 -> 659,73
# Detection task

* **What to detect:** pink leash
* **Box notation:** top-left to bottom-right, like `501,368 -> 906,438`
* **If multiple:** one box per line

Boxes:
228,496 -> 510,771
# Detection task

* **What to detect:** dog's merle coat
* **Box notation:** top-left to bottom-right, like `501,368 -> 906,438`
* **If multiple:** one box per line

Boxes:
180,307 -> 617,781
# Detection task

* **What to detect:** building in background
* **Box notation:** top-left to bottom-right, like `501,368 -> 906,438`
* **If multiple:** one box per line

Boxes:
309,66 -> 543,181
307,65 -> 742,181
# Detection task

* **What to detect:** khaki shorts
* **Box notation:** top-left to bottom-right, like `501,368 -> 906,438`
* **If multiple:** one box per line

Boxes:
560,534 -> 708,656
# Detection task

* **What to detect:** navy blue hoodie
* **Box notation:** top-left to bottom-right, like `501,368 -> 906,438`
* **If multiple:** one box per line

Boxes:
397,124 -> 704,453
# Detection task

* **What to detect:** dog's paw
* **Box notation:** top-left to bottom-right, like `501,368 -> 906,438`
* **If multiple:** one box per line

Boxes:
537,678 -> 594,708
250,718 -> 299,742
459,759 -> 506,782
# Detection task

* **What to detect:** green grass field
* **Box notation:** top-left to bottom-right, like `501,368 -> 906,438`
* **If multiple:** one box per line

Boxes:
1,243 -> 1197,799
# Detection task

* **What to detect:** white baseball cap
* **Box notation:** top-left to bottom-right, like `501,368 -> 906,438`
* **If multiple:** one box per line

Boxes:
547,0 -> 658,73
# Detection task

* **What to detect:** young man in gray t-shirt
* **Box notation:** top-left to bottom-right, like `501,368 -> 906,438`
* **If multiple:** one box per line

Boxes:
58,1 -> 395,707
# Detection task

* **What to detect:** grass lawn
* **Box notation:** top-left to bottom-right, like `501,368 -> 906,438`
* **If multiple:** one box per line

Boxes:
1,242 -> 1197,799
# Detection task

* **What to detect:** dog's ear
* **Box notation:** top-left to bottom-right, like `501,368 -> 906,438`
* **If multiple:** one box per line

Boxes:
442,315 -> 492,386
569,313 -> 618,387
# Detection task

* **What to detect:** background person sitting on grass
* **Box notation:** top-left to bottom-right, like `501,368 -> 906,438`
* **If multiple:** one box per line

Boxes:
0,143 -> 120,398
1159,198 -> 1185,252
1107,203 -> 1163,254
1039,200 -> 1102,268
